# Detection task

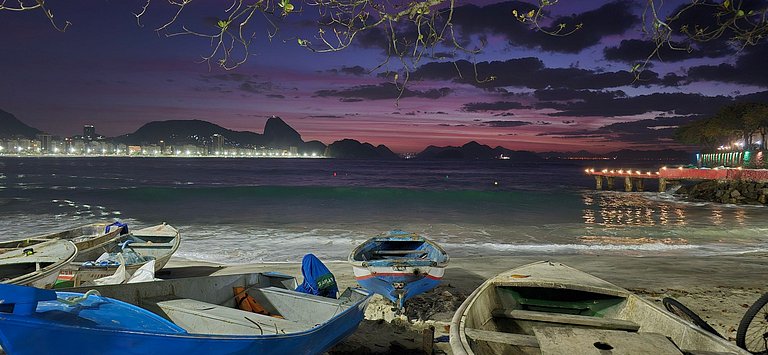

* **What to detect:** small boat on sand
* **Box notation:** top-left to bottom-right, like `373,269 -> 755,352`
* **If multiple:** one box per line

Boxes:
0,222 -> 126,255
349,230 -> 448,308
0,272 -> 371,355
450,261 -> 748,355
67,223 -> 180,286
0,239 -> 77,288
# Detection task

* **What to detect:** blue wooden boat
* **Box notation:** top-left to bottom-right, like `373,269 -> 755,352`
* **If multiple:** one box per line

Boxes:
0,272 -> 371,355
349,230 -> 449,309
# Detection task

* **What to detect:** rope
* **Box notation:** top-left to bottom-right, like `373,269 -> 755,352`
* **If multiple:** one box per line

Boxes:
58,290 -> 101,306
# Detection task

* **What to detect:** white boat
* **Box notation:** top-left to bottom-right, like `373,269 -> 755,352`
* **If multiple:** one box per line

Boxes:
0,239 -> 77,288
450,261 -> 748,355
67,223 -> 180,286
0,222 -> 125,255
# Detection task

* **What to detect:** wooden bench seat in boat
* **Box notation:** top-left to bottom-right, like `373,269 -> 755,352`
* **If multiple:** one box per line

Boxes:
492,309 -> 640,332
151,298 -> 308,335
372,250 -> 427,256
465,328 -> 540,348
533,327 -> 683,355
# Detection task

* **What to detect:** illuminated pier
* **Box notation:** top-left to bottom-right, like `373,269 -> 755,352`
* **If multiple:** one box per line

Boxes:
584,167 -> 768,192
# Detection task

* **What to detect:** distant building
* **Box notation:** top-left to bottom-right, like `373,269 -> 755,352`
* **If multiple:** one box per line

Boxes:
83,125 -> 96,141
212,134 -> 224,154
37,133 -> 53,153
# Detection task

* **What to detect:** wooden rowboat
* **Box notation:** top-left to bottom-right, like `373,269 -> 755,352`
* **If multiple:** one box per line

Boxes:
67,223 -> 180,286
0,272 -> 371,355
0,239 -> 77,288
0,222 -> 125,255
349,230 -> 448,309
450,261 -> 748,355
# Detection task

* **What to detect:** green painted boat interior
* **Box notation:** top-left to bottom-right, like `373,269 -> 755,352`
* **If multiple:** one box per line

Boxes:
497,286 -> 625,316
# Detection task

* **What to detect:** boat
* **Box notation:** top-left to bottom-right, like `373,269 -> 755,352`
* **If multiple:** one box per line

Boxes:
0,239 -> 77,288
449,261 -> 749,355
0,272 -> 372,355
349,230 -> 448,308
0,221 -> 126,255
66,223 -> 181,286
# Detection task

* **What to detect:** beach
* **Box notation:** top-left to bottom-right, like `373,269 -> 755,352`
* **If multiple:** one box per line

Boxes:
163,252 -> 768,354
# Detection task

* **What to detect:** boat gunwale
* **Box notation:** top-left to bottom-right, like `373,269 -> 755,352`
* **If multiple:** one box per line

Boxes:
348,233 -> 449,267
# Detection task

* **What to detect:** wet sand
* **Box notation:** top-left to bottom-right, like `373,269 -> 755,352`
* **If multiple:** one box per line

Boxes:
162,252 -> 768,354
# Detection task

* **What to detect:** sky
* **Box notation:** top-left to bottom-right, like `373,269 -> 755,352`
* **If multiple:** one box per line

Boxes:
2,0 -> 767,153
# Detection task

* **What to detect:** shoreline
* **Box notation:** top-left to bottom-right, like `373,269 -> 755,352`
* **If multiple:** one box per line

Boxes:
163,253 -> 768,353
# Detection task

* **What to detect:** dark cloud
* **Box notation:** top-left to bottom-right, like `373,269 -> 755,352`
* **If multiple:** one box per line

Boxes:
687,43 -> 768,87
538,115 -> 703,144
266,94 -> 285,99
604,39 -> 732,63
412,58 -> 670,90
451,1 -> 639,53
483,120 -> 532,127
534,89 -> 732,117
200,73 -> 255,82
314,83 -> 452,100
327,66 -> 369,76
239,81 -> 278,94
494,112 -> 516,117
462,101 -> 529,112
308,115 -> 344,118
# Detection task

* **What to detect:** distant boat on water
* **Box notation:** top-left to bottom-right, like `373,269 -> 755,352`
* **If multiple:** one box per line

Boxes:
450,261 -> 748,355
0,239 -> 76,288
349,230 -> 449,309
0,272 -> 371,355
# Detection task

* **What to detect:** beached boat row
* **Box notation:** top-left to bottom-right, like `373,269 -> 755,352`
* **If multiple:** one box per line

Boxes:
0,222 -> 181,289
0,227 -> 752,354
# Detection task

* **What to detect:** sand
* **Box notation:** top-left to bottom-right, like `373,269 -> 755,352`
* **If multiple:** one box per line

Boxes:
161,252 -> 768,354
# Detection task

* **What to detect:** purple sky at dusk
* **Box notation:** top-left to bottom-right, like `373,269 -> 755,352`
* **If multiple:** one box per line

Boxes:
2,1 -> 767,153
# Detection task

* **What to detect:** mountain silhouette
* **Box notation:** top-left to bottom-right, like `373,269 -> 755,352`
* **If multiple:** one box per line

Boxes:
0,109 -> 41,138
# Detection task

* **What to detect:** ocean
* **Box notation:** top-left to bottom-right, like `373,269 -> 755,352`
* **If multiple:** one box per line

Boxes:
0,157 -> 765,263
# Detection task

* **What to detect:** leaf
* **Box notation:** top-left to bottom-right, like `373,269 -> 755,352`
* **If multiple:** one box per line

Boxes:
394,73 -> 399,81
737,9 -> 744,17
284,3 -> 294,12
526,10 -> 535,18
630,63 -> 641,72
512,9 -> 518,17
723,0 -> 730,9
217,20 -> 229,29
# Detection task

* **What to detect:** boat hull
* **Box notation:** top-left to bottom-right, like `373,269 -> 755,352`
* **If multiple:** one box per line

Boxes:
0,273 -> 371,355
0,299 -> 367,355
352,265 -> 444,308
0,240 -> 77,288
349,230 -> 449,308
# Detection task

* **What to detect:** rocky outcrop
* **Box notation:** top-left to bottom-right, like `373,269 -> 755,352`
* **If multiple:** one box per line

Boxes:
676,180 -> 768,205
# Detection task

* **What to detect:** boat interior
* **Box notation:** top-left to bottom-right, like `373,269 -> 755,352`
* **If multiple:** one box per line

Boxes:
0,239 -> 47,253
352,238 -> 447,265
0,262 -> 55,281
463,283 -> 733,355
67,273 -> 368,336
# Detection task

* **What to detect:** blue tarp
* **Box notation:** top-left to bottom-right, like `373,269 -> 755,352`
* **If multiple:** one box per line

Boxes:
295,254 -> 338,299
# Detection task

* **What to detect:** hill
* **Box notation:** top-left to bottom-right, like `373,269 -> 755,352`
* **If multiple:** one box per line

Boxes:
415,141 -> 541,160
0,109 -> 41,138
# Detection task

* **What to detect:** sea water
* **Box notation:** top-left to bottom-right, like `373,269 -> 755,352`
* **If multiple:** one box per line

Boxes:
0,157 -> 765,263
